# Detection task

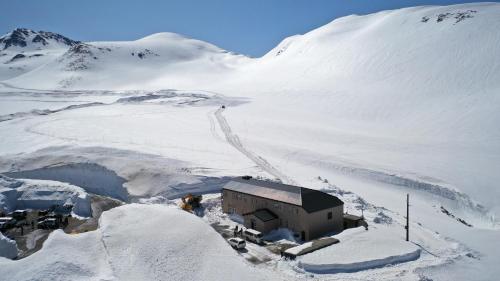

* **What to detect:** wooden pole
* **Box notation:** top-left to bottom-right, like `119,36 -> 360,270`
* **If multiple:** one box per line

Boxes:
406,193 -> 409,241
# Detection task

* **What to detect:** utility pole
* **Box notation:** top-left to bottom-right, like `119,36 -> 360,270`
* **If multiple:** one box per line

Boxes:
405,193 -> 409,241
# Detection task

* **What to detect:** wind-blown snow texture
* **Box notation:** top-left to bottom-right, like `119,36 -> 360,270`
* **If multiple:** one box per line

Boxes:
0,2 -> 499,281
0,204 -> 283,281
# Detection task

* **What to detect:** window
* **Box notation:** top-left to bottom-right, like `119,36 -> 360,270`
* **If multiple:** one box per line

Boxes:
327,212 -> 332,220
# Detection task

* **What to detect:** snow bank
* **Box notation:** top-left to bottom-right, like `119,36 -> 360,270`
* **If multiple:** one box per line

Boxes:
0,204 -> 283,281
0,230 -> 113,281
98,204 -> 282,280
298,227 -> 421,273
0,175 -> 91,217
0,233 -> 18,259
5,163 -> 128,202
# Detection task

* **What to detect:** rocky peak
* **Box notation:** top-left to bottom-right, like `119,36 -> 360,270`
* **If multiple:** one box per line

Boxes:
0,28 -> 79,50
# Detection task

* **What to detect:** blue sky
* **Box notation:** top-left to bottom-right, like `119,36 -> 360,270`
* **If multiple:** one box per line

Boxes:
1,0 -> 496,57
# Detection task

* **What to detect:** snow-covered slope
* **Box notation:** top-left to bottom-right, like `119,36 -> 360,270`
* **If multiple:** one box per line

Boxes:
0,204 -> 284,281
223,2 -> 500,212
0,28 -> 78,81
5,32 -> 249,89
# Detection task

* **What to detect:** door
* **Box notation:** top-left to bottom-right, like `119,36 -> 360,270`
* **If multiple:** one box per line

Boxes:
251,219 -> 256,229
301,231 -> 306,241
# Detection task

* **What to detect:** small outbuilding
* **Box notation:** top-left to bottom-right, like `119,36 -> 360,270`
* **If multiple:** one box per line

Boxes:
343,214 -> 365,229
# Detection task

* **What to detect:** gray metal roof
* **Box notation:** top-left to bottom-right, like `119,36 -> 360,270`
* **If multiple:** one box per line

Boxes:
223,177 -> 343,213
223,178 -> 302,205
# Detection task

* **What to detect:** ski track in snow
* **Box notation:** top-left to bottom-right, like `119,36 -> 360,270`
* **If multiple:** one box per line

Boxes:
207,109 -> 224,143
214,107 -> 295,184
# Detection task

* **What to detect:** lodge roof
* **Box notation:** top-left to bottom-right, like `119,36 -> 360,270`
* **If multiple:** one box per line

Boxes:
223,177 -> 343,213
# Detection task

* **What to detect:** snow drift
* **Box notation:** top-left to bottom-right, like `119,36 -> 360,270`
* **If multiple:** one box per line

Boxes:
0,204 -> 283,281
0,233 -> 18,259
297,227 -> 421,273
0,175 -> 91,217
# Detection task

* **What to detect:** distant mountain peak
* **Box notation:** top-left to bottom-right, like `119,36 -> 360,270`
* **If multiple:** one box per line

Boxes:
0,28 -> 79,50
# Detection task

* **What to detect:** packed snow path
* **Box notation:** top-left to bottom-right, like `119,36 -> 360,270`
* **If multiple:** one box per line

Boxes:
214,107 -> 294,184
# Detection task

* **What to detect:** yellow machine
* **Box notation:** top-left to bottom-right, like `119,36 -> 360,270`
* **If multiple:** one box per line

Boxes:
180,194 -> 202,212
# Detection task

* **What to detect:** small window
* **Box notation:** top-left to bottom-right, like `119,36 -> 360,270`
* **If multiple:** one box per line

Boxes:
327,212 -> 332,220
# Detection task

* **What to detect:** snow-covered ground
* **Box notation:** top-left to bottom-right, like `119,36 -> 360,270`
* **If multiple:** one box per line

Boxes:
0,2 -> 499,280
298,227 -> 421,274
0,204 -> 285,281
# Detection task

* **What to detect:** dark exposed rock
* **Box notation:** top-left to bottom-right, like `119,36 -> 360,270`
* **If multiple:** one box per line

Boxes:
440,206 -> 473,227
423,10 -> 477,24
32,34 -> 48,45
60,43 -> 111,71
0,28 -> 79,50
4,53 -> 26,63
135,49 -> 159,59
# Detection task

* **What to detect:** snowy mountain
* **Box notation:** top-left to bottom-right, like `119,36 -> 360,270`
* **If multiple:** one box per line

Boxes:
0,28 -> 79,81
0,28 -> 78,51
1,2 -> 500,281
2,3 -> 499,93
4,32 -> 249,89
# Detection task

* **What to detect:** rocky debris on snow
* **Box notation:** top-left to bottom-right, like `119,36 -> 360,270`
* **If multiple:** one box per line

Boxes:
60,43 -> 111,71
131,48 -> 159,59
421,10 -> 477,24
440,206 -> 473,227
